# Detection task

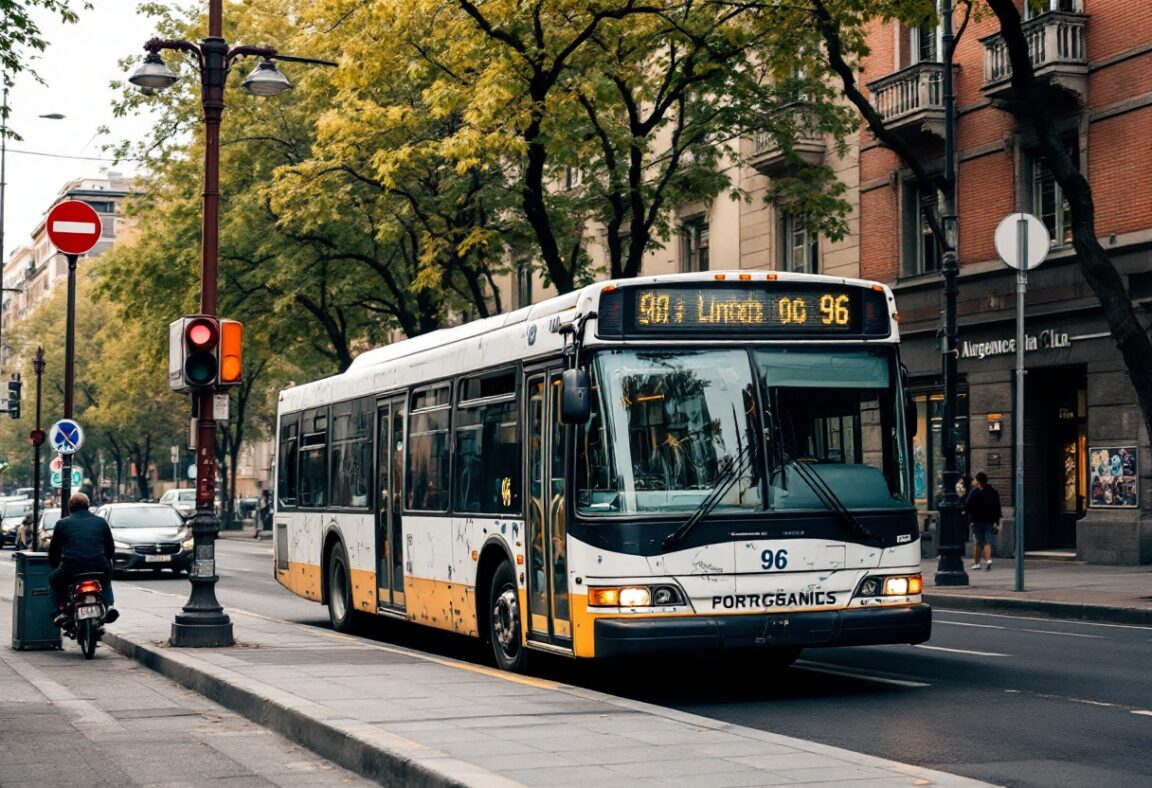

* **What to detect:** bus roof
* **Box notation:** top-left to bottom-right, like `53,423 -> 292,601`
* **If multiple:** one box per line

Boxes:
279,271 -> 898,413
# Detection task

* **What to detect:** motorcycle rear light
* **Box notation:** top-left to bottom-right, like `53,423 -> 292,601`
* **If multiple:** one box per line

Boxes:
76,580 -> 102,594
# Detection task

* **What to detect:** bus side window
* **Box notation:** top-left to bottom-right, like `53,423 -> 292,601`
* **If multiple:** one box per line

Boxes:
278,415 -> 299,508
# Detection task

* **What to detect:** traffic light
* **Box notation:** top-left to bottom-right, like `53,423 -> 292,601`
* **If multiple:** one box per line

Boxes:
218,319 -> 243,387
7,375 -> 21,420
169,316 -> 220,392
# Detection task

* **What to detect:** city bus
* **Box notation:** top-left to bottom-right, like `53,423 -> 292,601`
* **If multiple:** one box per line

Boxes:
273,271 -> 930,671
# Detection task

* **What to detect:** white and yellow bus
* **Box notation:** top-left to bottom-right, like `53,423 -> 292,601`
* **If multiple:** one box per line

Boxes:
273,271 -> 930,671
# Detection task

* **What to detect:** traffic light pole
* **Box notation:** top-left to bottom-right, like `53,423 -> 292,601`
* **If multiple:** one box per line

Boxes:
170,0 -> 233,648
31,347 -> 44,551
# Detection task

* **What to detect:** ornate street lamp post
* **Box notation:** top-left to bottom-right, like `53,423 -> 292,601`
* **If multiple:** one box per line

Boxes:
934,1 -> 969,587
130,1 -> 334,647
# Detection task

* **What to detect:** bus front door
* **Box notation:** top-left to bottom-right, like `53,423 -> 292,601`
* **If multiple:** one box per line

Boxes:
376,397 -> 406,611
527,371 -> 571,648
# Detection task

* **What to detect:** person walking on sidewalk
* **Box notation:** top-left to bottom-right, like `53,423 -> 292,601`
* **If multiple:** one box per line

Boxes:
965,471 -> 1001,571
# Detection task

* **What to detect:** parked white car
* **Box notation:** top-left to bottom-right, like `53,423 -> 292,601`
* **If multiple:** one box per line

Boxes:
158,488 -> 197,519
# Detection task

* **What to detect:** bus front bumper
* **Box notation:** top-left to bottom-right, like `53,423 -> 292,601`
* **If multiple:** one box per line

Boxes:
593,604 -> 931,658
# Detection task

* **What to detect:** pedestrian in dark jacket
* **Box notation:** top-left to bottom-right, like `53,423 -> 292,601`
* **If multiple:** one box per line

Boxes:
47,492 -> 119,624
965,471 -> 1002,570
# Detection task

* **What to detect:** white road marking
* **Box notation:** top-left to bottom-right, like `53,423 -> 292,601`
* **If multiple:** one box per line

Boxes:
1020,627 -> 1104,639
1007,688 -> 1132,710
796,662 -> 930,688
935,620 -> 1005,630
1132,710 -> 1152,717
939,619 -> 1103,639
936,608 -> 1151,631
914,644 -> 1009,657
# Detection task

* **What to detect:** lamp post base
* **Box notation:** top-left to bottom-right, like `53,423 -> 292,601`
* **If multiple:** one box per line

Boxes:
170,510 -> 235,648
171,618 -> 234,647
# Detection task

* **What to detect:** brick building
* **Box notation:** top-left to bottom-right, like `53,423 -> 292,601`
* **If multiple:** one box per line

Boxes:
860,1 -> 1152,563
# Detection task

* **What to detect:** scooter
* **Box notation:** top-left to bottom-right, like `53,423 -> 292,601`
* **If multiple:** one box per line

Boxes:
60,573 -> 107,659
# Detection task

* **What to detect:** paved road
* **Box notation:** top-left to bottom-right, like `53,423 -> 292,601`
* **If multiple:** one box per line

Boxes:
128,538 -> 1152,788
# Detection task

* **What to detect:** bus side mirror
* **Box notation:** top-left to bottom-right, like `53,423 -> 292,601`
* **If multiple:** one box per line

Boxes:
560,369 -> 591,424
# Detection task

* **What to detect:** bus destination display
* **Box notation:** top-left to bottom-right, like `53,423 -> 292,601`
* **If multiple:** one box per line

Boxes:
633,285 -> 857,333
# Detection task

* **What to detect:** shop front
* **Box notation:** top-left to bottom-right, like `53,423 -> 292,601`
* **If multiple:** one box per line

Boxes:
895,263 -> 1151,565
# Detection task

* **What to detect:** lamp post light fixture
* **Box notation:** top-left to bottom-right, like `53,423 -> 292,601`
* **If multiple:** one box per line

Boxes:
130,0 -> 334,648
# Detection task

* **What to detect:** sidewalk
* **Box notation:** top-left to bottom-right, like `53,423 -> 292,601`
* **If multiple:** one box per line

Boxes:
920,556 -> 1152,626
0,576 -> 375,787
87,581 -> 990,788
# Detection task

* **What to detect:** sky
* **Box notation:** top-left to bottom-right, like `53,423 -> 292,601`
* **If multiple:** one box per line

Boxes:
2,3 -> 161,261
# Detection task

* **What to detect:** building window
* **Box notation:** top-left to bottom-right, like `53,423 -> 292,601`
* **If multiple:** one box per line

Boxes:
564,166 -> 583,190
1031,144 -> 1076,248
912,18 -> 940,64
681,217 -> 709,273
911,390 -> 969,510
780,212 -> 818,273
904,183 -> 942,276
1026,0 -> 1080,19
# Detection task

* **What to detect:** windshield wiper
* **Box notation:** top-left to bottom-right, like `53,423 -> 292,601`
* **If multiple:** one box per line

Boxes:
781,448 -> 877,544
662,443 -> 754,551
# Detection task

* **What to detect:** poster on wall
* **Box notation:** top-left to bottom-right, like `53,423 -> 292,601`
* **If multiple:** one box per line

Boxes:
1088,446 -> 1138,508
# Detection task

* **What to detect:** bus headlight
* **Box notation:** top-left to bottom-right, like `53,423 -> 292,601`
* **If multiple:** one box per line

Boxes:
587,584 -> 685,608
857,574 -> 923,597
618,587 -> 651,607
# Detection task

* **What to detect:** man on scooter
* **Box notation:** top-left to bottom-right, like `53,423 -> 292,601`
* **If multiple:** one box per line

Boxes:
47,492 -> 119,626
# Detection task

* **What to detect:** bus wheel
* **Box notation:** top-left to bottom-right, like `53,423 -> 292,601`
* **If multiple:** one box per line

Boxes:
489,561 -> 529,673
327,541 -> 355,633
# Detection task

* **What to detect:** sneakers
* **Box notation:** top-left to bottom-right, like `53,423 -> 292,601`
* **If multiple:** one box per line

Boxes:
52,610 -> 69,627
985,561 -> 992,571
103,608 -> 120,624
971,562 -> 982,570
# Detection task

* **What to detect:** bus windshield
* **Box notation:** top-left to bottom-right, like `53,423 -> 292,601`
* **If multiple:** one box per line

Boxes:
577,347 -> 910,516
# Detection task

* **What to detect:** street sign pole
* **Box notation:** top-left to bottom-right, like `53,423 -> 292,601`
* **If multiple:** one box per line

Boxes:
995,212 -> 1050,594
45,200 -> 100,517
60,253 -> 79,517
1014,218 -> 1027,592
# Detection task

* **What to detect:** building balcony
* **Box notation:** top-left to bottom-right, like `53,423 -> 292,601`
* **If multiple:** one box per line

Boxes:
981,11 -> 1088,103
865,62 -> 945,141
748,104 -> 826,176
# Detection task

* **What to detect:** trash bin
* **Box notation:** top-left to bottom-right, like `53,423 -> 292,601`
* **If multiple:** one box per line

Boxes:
11,551 -> 61,650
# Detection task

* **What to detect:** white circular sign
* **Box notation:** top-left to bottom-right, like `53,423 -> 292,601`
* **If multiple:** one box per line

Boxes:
48,419 -> 85,455
995,212 -> 1050,270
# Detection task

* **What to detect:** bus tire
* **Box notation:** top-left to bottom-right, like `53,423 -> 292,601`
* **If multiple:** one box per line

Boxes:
488,560 -> 529,673
326,540 -> 356,633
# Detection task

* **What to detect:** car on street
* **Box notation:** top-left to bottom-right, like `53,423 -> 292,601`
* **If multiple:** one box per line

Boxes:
36,508 -> 64,551
159,487 -> 197,519
94,503 -> 194,573
0,499 -> 33,547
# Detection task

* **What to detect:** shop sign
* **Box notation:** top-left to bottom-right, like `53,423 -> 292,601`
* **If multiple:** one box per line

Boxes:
960,329 -> 1072,360
1089,446 -> 1138,508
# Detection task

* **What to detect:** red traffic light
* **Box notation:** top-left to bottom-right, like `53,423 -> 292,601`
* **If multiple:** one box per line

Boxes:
186,317 -> 219,350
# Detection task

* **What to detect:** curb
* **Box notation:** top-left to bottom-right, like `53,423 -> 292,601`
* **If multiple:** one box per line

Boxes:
924,593 -> 1152,627
102,630 -> 518,788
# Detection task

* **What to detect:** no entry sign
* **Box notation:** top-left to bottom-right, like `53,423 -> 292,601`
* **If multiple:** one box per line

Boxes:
46,200 -> 102,256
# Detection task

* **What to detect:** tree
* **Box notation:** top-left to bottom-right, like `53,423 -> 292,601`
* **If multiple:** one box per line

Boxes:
310,0 -> 854,294
805,0 -> 1152,449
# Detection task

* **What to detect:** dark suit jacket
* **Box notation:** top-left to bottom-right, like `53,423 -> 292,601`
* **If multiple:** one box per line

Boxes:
47,509 -> 114,572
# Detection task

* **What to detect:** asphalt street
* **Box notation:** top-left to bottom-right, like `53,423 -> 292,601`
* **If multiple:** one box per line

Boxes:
119,537 -> 1152,788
